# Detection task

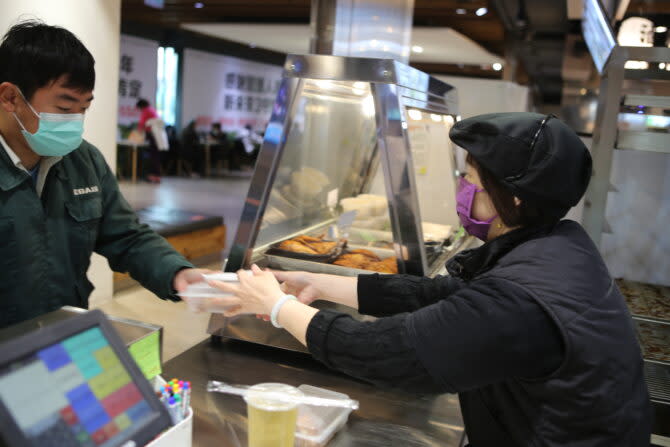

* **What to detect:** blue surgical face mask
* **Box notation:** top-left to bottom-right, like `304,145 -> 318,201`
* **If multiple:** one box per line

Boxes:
13,89 -> 84,157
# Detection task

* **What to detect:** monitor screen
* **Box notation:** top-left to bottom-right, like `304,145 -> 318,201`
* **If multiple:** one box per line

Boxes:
583,0 -> 617,74
0,326 -> 155,447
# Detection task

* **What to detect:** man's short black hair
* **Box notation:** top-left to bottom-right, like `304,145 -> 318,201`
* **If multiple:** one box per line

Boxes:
136,98 -> 150,109
0,20 -> 95,100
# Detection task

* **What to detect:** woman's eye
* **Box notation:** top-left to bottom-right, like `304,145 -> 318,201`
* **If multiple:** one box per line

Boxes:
57,107 -> 70,112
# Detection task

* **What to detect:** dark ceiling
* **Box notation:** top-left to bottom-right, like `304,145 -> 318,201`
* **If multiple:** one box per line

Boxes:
122,0 -> 506,78
121,0 -> 670,105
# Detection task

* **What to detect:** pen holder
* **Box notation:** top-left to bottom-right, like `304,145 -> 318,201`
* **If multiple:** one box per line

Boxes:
146,376 -> 193,447
145,406 -> 193,447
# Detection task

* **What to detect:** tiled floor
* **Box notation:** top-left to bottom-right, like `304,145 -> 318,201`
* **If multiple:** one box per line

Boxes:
98,176 -> 251,360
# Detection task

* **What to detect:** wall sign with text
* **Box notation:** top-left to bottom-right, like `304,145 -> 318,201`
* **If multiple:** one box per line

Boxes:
118,35 -> 158,127
182,48 -> 283,131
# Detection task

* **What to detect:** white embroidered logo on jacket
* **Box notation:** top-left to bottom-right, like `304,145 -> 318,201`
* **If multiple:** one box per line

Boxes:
73,186 -> 99,196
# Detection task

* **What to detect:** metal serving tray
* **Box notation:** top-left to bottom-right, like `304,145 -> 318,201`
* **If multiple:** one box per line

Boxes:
265,244 -> 396,277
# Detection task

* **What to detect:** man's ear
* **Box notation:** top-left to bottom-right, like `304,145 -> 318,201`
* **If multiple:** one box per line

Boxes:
0,82 -> 20,114
514,196 -> 522,206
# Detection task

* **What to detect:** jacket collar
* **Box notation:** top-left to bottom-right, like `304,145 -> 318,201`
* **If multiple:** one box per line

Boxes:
0,137 -> 29,192
447,224 -> 555,281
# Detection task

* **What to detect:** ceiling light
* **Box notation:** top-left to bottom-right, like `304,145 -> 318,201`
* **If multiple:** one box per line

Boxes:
407,109 -> 423,121
194,2 -> 204,8
475,7 -> 488,16
430,114 -> 443,122
456,8 -> 467,14
412,45 -> 424,53
660,63 -> 667,69
580,88 -> 587,95
492,62 -> 502,71
445,115 -> 455,125
371,39 -> 378,48
655,26 -> 668,33
625,60 -> 649,69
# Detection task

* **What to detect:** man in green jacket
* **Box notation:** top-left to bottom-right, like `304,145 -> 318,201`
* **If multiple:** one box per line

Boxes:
0,21 -> 207,328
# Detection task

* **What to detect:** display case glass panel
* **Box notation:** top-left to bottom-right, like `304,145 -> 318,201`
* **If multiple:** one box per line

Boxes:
255,79 -> 383,249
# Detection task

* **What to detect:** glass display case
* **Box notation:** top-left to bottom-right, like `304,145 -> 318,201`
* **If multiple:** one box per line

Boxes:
209,54 -> 473,349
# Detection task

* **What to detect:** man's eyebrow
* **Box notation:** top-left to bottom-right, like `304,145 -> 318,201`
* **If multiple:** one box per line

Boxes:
58,93 -> 94,102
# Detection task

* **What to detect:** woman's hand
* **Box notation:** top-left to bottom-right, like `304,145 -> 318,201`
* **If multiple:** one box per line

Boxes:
273,271 -> 321,305
207,265 -> 284,317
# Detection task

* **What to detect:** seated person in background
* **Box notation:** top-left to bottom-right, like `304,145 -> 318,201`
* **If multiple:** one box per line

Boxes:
229,124 -> 263,171
209,122 -> 226,144
208,122 -> 228,172
0,20 -> 209,328
181,120 -> 201,176
189,113 -> 651,447
241,124 -> 263,156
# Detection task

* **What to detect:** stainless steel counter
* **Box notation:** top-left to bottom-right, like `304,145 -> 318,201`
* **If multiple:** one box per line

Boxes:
162,338 -> 466,447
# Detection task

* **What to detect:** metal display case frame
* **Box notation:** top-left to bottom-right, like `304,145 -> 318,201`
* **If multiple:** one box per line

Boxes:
209,54 -> 465,350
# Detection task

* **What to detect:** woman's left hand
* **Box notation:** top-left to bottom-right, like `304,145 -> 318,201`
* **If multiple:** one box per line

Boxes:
207,264 -> 284,317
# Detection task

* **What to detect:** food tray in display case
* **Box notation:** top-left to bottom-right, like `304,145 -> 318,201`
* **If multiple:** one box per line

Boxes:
209,53 -> 474,350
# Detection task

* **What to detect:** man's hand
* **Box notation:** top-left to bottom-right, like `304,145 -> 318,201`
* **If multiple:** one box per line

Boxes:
173,268 -> 216,293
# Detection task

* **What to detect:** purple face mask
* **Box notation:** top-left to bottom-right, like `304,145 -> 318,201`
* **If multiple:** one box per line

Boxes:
456,177 -> 497,241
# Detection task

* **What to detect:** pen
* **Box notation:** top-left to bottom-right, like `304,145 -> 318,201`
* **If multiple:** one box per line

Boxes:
167,396 -> 179,425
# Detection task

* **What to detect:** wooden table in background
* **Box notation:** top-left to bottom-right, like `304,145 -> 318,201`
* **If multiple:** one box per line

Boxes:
117,140 -> 148,183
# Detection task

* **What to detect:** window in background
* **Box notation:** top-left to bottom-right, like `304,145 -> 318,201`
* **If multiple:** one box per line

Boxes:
157,47 -> 179,126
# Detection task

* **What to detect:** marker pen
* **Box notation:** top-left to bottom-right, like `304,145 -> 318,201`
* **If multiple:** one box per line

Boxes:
167,396 -> 179,425
183,382 -> 191,416
174,394 -> 184,422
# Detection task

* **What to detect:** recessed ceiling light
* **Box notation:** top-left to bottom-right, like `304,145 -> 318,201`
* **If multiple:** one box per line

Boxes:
407,109 -> 423,121
660,63 -> 667,69
412,45 -> 424,53
580,88 -> 587,95
194,2 -> 204,8
492,62 -> 502,71
456,8 -> 467,14
655,26 -> 668,33
476,7 -> 488,16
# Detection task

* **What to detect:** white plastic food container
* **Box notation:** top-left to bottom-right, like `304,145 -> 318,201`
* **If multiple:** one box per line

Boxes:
294,385 -> 353,447
179,272 -> 244,312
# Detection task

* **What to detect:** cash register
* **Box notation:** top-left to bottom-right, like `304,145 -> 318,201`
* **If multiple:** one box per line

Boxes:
0,309 -> 171,447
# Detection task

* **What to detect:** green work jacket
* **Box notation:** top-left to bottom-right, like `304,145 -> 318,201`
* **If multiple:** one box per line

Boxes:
0,140 -> 193,328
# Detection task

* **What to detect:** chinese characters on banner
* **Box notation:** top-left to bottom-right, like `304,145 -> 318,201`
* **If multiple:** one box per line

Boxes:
182,48 -> 283,132
118,35 -> 158,127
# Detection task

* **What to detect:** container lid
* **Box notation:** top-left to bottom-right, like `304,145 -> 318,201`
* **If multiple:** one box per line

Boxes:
244,383 -> 304,411
295,385 -> 353,443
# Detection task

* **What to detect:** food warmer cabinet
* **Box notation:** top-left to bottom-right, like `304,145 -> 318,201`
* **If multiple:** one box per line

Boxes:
208,54 -> 475,350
